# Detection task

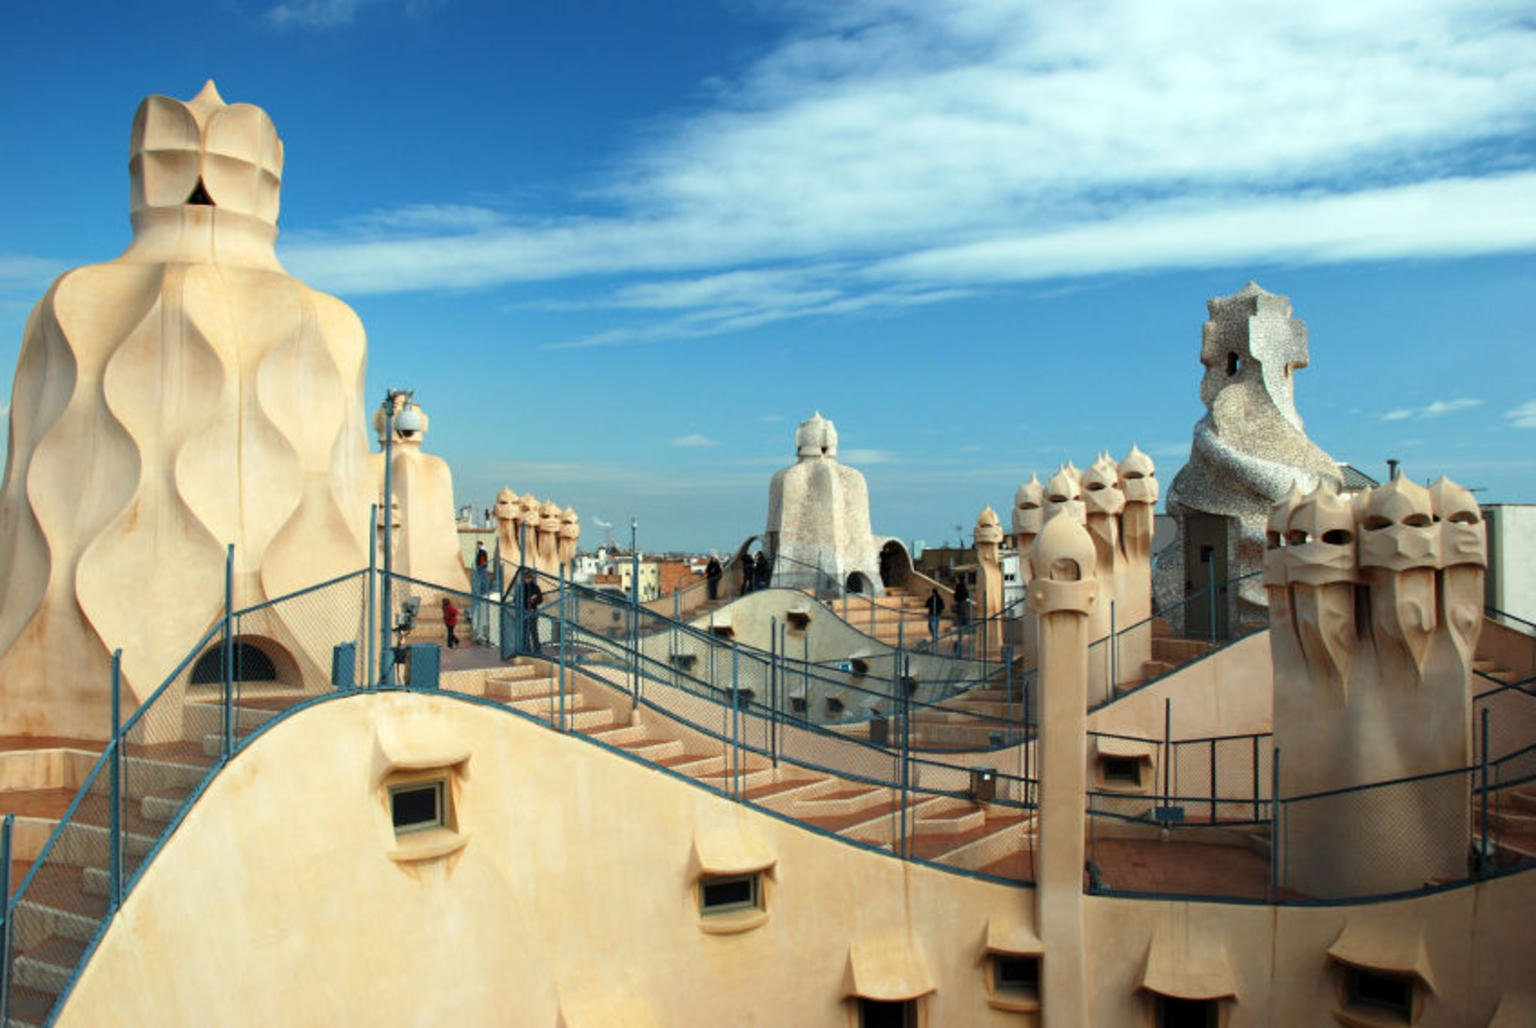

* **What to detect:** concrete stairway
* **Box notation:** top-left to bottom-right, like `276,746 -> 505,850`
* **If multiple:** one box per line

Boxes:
463,659 -> 1036,877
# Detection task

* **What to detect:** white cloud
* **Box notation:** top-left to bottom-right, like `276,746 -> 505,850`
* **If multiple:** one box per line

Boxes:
1381,397 -> 1483,422
1507,401 -> 1536,428
279,0 -> 1536,341
267,0 -> 439,27
669,433 -> 719,447
841,448 -> 894,464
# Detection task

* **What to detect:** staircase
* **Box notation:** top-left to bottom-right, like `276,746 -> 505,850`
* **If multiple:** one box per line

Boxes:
454,658 -> 1036,877
836,586 -> 953,647
1,689 -> 310,1027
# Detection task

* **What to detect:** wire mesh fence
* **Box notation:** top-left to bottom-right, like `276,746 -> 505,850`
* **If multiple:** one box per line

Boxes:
7,559 -> 1536,1024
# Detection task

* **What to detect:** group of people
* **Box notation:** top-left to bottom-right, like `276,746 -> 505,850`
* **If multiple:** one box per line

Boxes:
434,540 -> 545,654
738,551 -> 773,595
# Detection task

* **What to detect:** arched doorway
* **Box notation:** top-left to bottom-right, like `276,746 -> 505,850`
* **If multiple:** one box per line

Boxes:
188,637 -> 300,687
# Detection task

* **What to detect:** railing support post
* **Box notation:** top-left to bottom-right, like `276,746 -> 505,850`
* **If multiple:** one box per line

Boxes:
223,543 -> 234,759
769,617 -> 778,769
367,504 -> 377,689
110,648 -> 123,913
1479,707 -> 1490,876
1209,737 -> 1218,824
1270,747 -> 1281,901
558,562 -> 567,733
1,812 -> 12,1026
731,642 -> 741,799
1161,697 -> 1173,822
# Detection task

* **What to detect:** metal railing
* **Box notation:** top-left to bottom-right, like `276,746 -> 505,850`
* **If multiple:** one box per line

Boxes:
6,561 -> 1535,1023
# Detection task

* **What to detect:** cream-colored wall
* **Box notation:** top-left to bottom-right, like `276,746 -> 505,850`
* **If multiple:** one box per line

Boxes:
1088,630 -> 1273,741
58,690 -> 1534,1026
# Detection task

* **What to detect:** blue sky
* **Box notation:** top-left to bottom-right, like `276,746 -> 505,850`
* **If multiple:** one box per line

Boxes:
1,0 -> 1533,553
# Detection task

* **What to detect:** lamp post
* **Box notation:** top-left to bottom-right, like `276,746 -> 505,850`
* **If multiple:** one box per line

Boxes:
378,388 -> 424,684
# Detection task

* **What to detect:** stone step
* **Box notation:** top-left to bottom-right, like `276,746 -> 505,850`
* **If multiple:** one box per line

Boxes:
12,935 -> 86,994
181,700 -> 282,738
6,982 -> 59,1028
613,738 -> 684,762
793,786 -> 890,818
585,723 -> 648,747
693,765 -> 777,793
484,673 -> 561,701
909,799 -> 986,836
658,753 -> 726,777
913,813 -> 1033,868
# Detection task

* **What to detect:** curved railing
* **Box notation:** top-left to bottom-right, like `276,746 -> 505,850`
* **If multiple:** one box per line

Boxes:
6,564 -> 1534,1024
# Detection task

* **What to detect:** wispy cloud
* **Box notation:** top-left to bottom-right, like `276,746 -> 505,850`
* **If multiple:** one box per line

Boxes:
280,0 -> 1536,342
1382,397 -> 1483,421
1507,400 -> 1536,428
841,449 -> 895,465
668,433 -> 719,448
267,0 -> 440,27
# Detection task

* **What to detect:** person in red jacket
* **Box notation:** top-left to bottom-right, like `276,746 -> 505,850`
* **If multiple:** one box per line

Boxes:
441,597 -> 459,649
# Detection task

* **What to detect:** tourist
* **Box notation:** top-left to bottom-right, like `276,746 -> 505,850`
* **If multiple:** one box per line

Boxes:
740,554 -> 754,595
953,577 -> 970,628
705,555 -> 722,600
925,588 -> 945,645
519,570 -> 543,654
441,597 -> 459,649
754,551 -> 771,590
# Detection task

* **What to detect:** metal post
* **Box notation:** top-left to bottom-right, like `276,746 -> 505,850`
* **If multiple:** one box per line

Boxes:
379,401 -> 395,685
1023,677 -> 1031,805
1162,697 -> 1172,817
366,503 -> 377,688
518,519 -> 528,661
1252,734 -> 1260,822
1270,747 -> 1281,900
0,812 -> 12,1025
731,642 -> 741,799
900,653 -> 911,859
1480,707 -> 1491,876
558,561 -> 567,733
630,518 -> 639,702
1209,737 -> 1218,824
109,649 -> 123,912
223,544 -> 234,755
769,617 -> 778,768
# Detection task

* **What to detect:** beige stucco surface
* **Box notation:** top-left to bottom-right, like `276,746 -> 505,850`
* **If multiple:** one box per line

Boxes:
57,688 -> 1536,1026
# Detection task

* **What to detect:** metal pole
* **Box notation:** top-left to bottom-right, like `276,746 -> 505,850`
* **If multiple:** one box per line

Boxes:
1480,707 -> 1491,876
1209,737 -> 1218,824
770,617 -> 778,768
109,648 -> 122,912
1270,747 -> 1281,900
1252,734 -> 1260,822
1162,697 -> 1172,817
0,812 -> 12,1025
731,642 -> 741,799
367,503 -> 377,688
901,653 -> 911,859
630,518 -> 639,702
379,401 -> 395,685
558,561 -> 567,733
223,544 -> 234,756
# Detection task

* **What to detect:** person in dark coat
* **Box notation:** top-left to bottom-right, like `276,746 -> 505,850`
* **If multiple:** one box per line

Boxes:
740,554 -> 754,595
754,551 -> 771,590
705,555 -> 722,600
953,577 -> 970,628
519,570 -> 543,654
925,587 -> 945,645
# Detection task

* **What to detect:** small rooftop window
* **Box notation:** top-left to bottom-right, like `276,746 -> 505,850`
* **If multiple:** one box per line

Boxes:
390,780 -> 444,835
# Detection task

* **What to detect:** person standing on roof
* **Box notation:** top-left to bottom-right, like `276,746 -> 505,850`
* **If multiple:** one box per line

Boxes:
925,587 -> 945,645
706,555 -> 722,600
